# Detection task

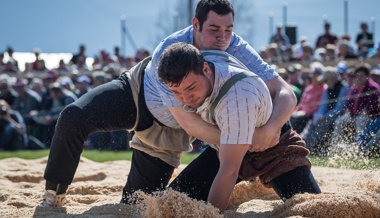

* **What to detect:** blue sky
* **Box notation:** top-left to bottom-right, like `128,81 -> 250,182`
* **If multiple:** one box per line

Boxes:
1,0 -> 379,58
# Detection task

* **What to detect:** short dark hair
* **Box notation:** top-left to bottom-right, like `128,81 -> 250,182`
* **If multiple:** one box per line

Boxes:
195,0 -> 234,32
355,63 -> 371,76
158,42 -> 205,87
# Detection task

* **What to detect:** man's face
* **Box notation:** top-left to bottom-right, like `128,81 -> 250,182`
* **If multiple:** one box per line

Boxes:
193,11 -> 233,51
168,63 -> 213,109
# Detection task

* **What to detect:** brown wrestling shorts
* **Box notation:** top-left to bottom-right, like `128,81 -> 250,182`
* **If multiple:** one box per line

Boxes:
239,129 -> 311,188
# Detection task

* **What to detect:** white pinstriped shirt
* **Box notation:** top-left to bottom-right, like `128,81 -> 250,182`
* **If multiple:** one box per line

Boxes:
184,51 -> 273,147
144,26 -> 277,129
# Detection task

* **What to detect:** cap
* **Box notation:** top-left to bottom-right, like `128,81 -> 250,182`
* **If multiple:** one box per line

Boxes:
13,78 -> 27,86
76,75 -> 90,84
317,66 -> 340,82
287,63 -> 302,73
337,61 -> 348,74
309,62 -> 325,74
43,70 -> 59,80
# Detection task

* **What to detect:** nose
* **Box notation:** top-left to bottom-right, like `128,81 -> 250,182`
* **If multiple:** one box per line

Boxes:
217,31 -> 225,40
182,92 -> 193,104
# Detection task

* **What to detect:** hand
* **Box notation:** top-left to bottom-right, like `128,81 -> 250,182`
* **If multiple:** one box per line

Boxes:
248,124 -> 281,152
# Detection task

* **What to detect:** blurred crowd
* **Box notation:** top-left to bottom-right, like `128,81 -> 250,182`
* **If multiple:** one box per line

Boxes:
0,44 -> 149,151
1,21 -> 380,156
263,22 -> 379,65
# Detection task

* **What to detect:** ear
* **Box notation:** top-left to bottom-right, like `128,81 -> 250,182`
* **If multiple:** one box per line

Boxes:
192,17 -> 199,32
203,62 -> 211,76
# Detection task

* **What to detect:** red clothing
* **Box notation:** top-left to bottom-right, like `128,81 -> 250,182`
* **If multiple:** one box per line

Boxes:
295,83 -> 326,117
345,79 -> 380,118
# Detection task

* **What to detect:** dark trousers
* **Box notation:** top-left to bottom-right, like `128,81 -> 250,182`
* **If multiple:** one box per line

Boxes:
44,74 -> 137,185
122,146 -> 321,203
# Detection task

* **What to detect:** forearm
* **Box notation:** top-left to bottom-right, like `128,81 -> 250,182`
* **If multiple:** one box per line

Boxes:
265,77 -> 297,132
207,171 -> 236,213
168,106 -> 221,145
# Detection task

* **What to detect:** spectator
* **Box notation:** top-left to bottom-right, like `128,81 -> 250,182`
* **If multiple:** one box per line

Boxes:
134,48 -> 149,63
0,52 -> 5,67
114,46 -> 124,65
283,46 -> 297,62
337,40 -> 358,60
2,59 -> 19,73
0,74 -> 18,106
315,23 -> 338,49
70,44 -> 86,66
330,63 -> 380,149
287,63 -> 304,91
302,66 -> 350,155
355,22 -> 374,58
32,48 -> 46,71
269,24 -> 290,50
57,76 -> 75,93
74,75 -> 91,97
325,43 -> 337,61
293,35 -> 309,57
0,99 -> 27,150
12,78 -> 41,116
297,44 -> 315,62
290,62 -> 326,133
36,82 -> 77,147
277,67 -> 301,104
29,78 -> 45,98
5,46 -> 19,68
266,43 -> 282,64
55,59 -> 71,75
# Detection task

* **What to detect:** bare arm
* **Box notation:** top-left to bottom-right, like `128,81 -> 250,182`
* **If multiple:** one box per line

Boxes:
168,106 -> 221,145
249,76 -> 297,151
207,143 -> 249,213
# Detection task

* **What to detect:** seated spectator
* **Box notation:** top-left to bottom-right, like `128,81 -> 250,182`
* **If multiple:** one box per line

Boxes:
0,99 -> 27,150
355,22 -> 374,58
325,43 -> 337,61
0,74 -> 18,106
2,60 -> 20,73
352,65 -> 380,153
277,67 -> 301,104
302,67 -> 350,155
55,59 -> 71,75
287,63 -> 304,91
290,62 -> 326,133
283,46 -> 297,62
330,63 -> 380,150
297,44 -> 315,62
337,40 -> 358,60
74,75 -> 91,98
266,43 -> 282,65
12,77 -> 42,137
35,82 -> 77,147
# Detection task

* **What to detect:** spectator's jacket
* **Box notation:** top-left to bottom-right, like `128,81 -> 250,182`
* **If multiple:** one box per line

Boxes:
345,79 -> 380,118
295,83 -> 326,117
317,81 -> 350,119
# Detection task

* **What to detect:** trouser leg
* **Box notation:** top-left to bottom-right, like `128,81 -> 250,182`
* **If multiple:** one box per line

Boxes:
121,149 -> 175,204
168,146 -> 242,201
269,165 -> 321,200
44,76 -> 137,187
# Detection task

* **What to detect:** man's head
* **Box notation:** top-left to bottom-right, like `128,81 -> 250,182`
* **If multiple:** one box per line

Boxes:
353,63 -> 371,87
158,42 -> 213,108
193,0 -> 234,51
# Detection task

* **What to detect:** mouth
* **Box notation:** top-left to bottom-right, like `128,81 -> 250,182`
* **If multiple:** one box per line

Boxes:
213,43 -> 227,49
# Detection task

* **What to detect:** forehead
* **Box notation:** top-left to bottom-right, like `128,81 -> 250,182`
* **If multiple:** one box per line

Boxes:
168,72 -> 203,91
203,10 -> 233,26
